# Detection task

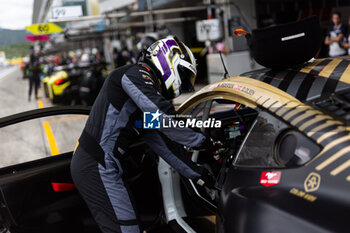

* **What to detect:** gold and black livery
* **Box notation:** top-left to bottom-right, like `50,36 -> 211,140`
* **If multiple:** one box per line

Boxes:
177,56 -> 350,233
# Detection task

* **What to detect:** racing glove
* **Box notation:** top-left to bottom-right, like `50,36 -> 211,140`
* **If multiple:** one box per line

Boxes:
195,167 -> 216,189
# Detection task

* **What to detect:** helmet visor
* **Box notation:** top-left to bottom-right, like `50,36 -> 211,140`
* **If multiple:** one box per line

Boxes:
178,65 -> 195,92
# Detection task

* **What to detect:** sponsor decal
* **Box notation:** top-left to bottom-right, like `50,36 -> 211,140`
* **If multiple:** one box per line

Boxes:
289,188 -> 317,202
260,171 -> 281,187
139,69 -> 151,76
288,172 -> 321,202
142,110 -> 221,129
218,83 -> 235,88
235,85 -> 242,90
217,83 -> 255,96
142,74 -> 154,83
304,172 -> 321,192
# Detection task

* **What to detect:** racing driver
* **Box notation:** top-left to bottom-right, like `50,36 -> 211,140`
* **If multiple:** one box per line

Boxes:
71,36 -> 217,233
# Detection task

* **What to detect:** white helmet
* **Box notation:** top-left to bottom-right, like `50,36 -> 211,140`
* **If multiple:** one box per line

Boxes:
143,36 -> 197,99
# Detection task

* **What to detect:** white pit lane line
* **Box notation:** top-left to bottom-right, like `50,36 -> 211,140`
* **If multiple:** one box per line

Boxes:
0,66 -> 18,81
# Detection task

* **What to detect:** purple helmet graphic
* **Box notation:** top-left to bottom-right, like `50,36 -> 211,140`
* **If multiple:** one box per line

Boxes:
145,36 -> 197,99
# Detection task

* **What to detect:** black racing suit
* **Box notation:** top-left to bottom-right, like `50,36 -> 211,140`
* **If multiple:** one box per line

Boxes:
28,60 -> 41,100
71,63 -> 209,233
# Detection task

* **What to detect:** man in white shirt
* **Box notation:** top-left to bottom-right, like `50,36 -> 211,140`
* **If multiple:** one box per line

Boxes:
325,12 -> 347,57
342,16 -> 350,55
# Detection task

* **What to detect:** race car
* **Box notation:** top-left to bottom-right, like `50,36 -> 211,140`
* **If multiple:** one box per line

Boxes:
179,56 -> 350,233
0,56 -> 349,233
43,64 -> 108,105
42,68 -> 70,102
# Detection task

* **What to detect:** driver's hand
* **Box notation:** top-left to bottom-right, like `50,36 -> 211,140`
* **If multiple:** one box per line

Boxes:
195,167 -> 216,189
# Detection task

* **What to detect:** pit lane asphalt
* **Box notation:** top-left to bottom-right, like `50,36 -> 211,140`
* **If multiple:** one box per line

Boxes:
0,66 -> 87,168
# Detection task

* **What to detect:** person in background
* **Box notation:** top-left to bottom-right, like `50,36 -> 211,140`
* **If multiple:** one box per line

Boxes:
28,48 -> 41,101
342,16 -> 350,55
324,12 -> 347,57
